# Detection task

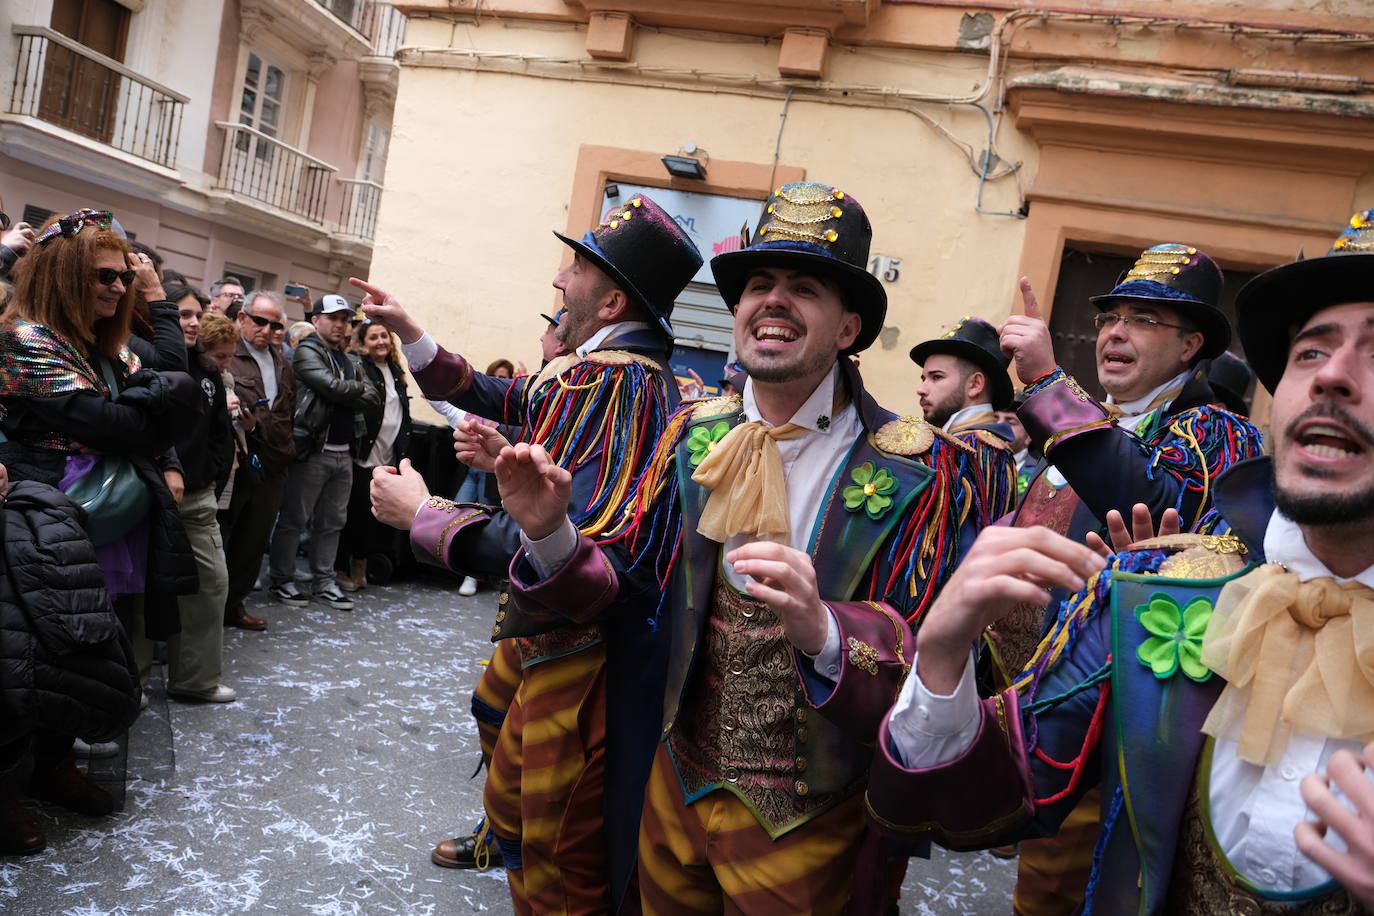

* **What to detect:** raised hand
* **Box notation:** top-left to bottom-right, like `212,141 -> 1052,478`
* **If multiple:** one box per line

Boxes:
454,420 -> 510,473
127,251 -> 165,301
1085,503 -> 1184,558
1295,741 -> 1374,909
2,221 -> 35,256
349,277 -> 423,344
726,542 -> 828,655
999,277 -> 1058,385
370,458 -> 432,529
916,525 -> 1106,694
494,442 -> 572,541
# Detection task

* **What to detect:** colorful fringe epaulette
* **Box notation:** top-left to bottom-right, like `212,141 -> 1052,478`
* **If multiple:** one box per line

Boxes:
951,430 -> 1019,529
518,356 -> 674,572
1140,405 -> 1264,530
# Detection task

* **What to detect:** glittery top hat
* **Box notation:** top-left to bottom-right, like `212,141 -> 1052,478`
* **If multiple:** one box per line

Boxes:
1237,210 -> 1374,393
1090,244 -> 1230,360
554,193 -> 703,339
710,182 -> 886,354
909,316 -> 1014,411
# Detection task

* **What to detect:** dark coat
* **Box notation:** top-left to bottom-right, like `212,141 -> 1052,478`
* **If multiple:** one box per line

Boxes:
228,338 -> 296,472
0,481 -> 141,741
173,348 -> 233,492
290,335 -> 378,457
352,356 -> 411,466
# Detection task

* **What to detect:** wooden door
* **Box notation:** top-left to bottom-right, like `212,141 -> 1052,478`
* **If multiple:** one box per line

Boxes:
39,0 -> 130,143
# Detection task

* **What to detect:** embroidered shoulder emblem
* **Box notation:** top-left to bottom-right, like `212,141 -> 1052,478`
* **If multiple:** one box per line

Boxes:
1125,533 -> 1248,579
974,428 -> 1010,451
690,394 -> 743,419
847,636 -> 880,676
873,416 -> 933,455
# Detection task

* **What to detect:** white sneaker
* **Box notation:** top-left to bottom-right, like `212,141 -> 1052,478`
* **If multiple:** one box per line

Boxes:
458,576 -> 478,597
168,685 -> 238,703
271,582 -> 309,607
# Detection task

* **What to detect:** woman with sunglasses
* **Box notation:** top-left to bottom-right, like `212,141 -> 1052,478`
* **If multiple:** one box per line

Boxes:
337,320 -> 411,591
0,209 -> 201,852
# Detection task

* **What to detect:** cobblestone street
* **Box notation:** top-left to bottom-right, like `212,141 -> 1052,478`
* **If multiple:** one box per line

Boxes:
3,572 -> 1014,915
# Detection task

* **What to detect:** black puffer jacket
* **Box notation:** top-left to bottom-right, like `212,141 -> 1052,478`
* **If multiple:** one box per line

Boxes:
0,481 -> 141,741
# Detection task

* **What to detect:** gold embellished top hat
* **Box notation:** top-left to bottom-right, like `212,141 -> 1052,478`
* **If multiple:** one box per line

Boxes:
1090,244 -> 1230,360
710,182 -> 886,354
909,316 -> 1014,410
553,194 -> 703,340
1236,210 -> 1374,393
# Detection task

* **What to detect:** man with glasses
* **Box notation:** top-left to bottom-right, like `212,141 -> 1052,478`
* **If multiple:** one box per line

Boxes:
268,294 -> 378,611
207,277 -> 246,317
220,291 -> 296,631
988,245 -> 1265,915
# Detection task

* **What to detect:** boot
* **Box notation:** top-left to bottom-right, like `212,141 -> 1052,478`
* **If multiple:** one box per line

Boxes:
0,785 -> 44,855
338,558 -> 367,593
29,753 -> 114,817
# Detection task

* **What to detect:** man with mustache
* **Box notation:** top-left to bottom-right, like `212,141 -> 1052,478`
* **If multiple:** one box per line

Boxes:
493,182 -> 971,913
867,211 -> 1374,914
992,246 -> 1265,913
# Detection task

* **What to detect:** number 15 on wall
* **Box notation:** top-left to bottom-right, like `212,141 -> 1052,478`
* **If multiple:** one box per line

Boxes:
868,255 -> 902,283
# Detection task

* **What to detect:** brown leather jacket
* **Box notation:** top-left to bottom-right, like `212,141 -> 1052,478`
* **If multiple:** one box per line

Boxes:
229,337 -> 296,472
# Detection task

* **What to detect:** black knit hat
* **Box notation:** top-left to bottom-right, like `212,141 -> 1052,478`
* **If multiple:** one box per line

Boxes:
909,316 -> 1014,411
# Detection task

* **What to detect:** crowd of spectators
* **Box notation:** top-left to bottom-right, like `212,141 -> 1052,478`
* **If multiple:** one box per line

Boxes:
0,204 -> 516,855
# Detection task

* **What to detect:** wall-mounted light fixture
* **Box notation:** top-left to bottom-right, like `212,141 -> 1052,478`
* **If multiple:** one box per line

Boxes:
661,155 -> 707,180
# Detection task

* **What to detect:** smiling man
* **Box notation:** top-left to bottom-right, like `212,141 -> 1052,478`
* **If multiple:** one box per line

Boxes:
866,210 -> 1374,915
989,246 -> 1266,913
495,182 -> 971,913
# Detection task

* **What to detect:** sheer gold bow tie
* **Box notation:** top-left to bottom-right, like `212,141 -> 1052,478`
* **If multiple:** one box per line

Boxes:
1201,564 -> 1374,766
690,391 -> 846,544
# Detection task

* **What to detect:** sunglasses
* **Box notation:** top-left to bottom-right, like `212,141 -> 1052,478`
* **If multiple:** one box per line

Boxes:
94,267 -> 136,287
247,313 -> 285,332
38,209 -> 114,244
0,212 -> 9,232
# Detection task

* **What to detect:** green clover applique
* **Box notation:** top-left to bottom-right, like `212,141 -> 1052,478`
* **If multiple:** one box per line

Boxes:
1135,593 -> 1213,682
842,461 -> 900,520
687,421 -> 732,468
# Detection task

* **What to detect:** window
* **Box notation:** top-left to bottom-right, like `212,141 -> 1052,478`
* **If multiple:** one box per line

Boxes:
361,122 -> 389,183
237,52 -> 286,159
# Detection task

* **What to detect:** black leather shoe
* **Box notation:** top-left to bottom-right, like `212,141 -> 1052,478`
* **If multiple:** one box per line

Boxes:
430,828 -> 498,870
0,797 -> 45,855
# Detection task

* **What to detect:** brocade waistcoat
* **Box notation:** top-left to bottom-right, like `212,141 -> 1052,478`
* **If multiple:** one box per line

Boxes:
667,582 -> 867,838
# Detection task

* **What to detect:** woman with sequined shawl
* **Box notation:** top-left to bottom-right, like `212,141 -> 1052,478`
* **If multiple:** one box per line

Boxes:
0,210 -> 201,851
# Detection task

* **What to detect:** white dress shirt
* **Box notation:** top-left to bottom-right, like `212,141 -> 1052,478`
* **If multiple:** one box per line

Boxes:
522,363 -> 860,585
943,402 -> 995,433
887,507 -> 1374,893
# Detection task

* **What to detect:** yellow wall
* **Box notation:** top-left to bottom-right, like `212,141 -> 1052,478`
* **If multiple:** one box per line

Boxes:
371,17 -> 1039,416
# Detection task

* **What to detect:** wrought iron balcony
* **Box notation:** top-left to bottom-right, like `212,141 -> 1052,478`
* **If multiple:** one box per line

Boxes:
370,4 -> 407,58
7,25 -> 188,169
336,178 -> 383,240
215,121 -> 337,224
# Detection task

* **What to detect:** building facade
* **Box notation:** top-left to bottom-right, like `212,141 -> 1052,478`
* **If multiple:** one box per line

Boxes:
1,0 -> 405,317
370,0 -> 1374,424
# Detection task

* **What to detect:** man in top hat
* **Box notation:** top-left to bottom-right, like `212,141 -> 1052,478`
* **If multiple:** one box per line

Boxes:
912,316 -> 1020,528
359,193 -> 701,914
494,181 -> 972,913
991,244 -> 1265,913
866,209 -> 1374,914
1208,351 -> 1258,417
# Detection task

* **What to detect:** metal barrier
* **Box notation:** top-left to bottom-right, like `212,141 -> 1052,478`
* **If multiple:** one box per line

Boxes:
337,178 -> 384,239
216,121 -> 338,224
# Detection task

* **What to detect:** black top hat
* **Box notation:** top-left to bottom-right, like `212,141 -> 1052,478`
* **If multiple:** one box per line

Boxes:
554,194 -> 702,340
909,316 -> 1014,411
1089,244 -> 1230,360
711,182 -> 886,355
1236,210 -> 1374,393
1206,351 -> 1255,416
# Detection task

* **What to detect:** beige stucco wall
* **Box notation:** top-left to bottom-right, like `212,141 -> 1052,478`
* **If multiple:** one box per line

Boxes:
371,17 -> 1040,416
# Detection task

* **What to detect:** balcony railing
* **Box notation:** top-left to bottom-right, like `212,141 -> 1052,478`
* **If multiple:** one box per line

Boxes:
315,0 -> 405,53
370,5 -> 407,58
7,25 -> 187,169
216,121 -> 337,224
337,178 -> 383,239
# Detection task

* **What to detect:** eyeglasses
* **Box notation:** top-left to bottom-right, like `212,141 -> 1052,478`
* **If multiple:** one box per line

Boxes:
37,209 -> 114,245
94,268 -> 136,287
247,313 -> 285,332
1092,312 -> 1190,333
